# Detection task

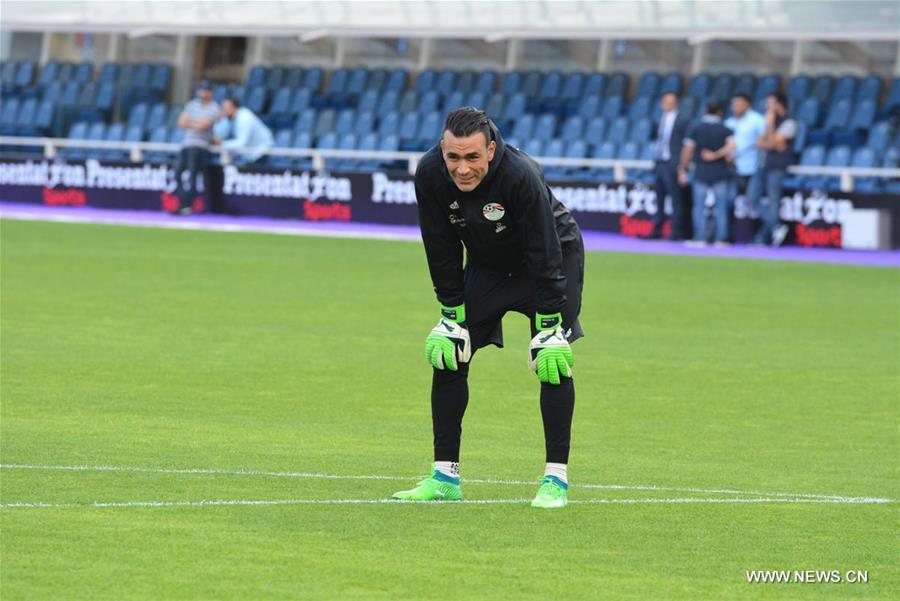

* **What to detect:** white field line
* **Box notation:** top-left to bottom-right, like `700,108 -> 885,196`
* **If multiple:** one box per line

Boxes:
0,212 -> 422,243
1,463 -> 894,504
0,496 -> 893,509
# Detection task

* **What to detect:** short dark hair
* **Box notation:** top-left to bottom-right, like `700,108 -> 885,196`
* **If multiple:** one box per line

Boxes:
769,92 -> 788,109
443,107 -> 493,143
706,100 -> 724,116
223,96 -> 241,108
732,93 -> 752,104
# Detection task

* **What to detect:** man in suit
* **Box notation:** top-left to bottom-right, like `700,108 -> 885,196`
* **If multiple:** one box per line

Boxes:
651,92 -> 690,240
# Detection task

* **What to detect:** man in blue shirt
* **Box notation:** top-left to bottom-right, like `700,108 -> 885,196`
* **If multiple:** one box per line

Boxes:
214,97 -> 274,166
680,101 -> 735,245
725,93 -> 766,217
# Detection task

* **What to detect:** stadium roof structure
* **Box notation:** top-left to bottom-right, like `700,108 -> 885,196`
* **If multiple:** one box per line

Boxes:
2,0 -> 899,42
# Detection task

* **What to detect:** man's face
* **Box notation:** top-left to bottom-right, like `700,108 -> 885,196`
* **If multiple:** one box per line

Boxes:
222,100 -> 237,117
767,96 -> 785,116
198,88 -> 213,103
661,93 -> 678,113
440,130 -> 496,192
731,97 -> 749,117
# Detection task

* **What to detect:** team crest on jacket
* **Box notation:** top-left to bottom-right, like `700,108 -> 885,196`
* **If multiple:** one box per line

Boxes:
482,202 -> 505,221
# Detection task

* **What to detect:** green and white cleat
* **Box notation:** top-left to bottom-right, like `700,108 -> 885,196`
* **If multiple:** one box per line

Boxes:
531,475 -> 568,509
392,469 -> 463,501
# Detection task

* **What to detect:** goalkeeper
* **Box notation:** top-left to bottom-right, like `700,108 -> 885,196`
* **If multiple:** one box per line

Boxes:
393,107 -> 585,509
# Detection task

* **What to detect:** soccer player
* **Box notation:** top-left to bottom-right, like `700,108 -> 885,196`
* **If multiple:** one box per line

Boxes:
392,107 -> 584,509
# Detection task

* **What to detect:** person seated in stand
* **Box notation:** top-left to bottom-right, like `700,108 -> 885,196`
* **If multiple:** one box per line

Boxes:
213,96 -> 274,166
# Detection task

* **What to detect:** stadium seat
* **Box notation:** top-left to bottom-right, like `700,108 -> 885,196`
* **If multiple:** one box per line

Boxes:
14,61 -> 35,88
334,108 -> 356,136
636,72 -> 660,98
247,66 -> 267,88
588,140 -> 617,180
484,93 -> 505,121
13,97 -> 38,135
42,81 -> 62,103
314,109 -> 337,138
577,95 -> 602,120
302,68 -> 323,92
268,86 -> 294,116
809,75 -> 834,104
415,69 -> 438,94
627,95 -> 653,121
34,100 -> 55,134
783,144 -> 826,189
435,69 -> 458,97
474,71 -> 496,95
246,87 -> 268,115
354,111 -> 375,135
833,75 -> 859,100
294,109 -> 317,136
533,113 -> 557,142
144,126 -> 171,164
850,146 -> 880,192
0,98 -> 20,133
796,97 -> 821,127
733,73 -> 756,97
754,74 -> 781,101
466,91 -> 487,111
150,64 -> 171,92
366,68 -> 387,93
231,85 -> 248,106
849,98 -> 876,131
884,78 -> 900,110
501,71 -> 523,96
659,72 -> 683,95
687,73 -> 711,98
824,98 -> 851,130
618,140 -> 641,160
630,117 -> 653,142
709,73 -> 735,101
398,112 -> 420,147
865,121 -> 893,156
326,68 -> 349,96
560,72 -> 585,102
102,123 -> 127,160
606,116 -> 630,146
510,114 -> 536,141
503,93 -> 528,121
416,111 -> 442,149
787,75 -> 811,103
377,111 -> 400,137
37,62 -> 60,87
317,131 -> 338,149
584,116 -> 607,145
442,91 -> 466,114
266,66 -> 286,91
145,103 -> 168,133
284,67 -> 305,89
523,139 -> 544,158
537,71 -> 563,102
357,89 -> 379,114
128,103 -> 149,132
582,73 -> 606,99
418,90 -> 440,114
560,115 -> 585,141
856,75 -> 882,102
606,72 -> 628,98
601,96 -> 624,120
347,68 -> 369,96
386,68 -> 408,93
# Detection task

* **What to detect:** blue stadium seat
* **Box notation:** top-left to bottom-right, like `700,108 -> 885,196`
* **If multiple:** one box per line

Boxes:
377,133 -> 401,169
709,74 -> 735,101
266,67 -> 286,90
354,111 -> 375,135
466,91 -> 487,111
538,71 -> 563,101
521,72 -> 543,98
354,132 -> 379,172
754,74 -> 781,101
849,98 -> 876,131
145,126 -> 171,164
42,81 -> 63,103
14,61 -> 35,87
679,96 -> 700,122
247,66 -> 268,88
856,75 -> 882,102
246,87 -> 268,115
358,89 -> 379,114
145,103 -> 168,133
885,78 -> 900,110
560,115 -> 585,140
588,140 -> 617,180
733,73 -> 756,97
415,69 -> 438,94
284,67 -> 305,89
819,145 -> 853,190
377,90 -> 399,114
418,90 -> 441,114
150,64 -> 171,92
398,112 -> 420,146
314,109 -> 337,138
523,139 -> 544,158
266,128 -> 295,169
333,133 -> 359,170
627,95 -> 653,121
865,121 -> 893,155
484,93 -> 505,120
378,112 -> 400,137
131,63 -> 152,88
169,128 -> 185,145
317,131 -> 339,149
787,75 -> 810,103
606,72 -> 629,98
417,111 -> 442,149
636,72 -> 660,98
37,62 -> 60,87
102,123 -> 127,160
128,103 -> 149,131
618,140 -> 641,160
583,73 -> 606,98
584,116 -> 606,145
796,97 -> 821,127
606,116 -> 631,146
503,93 -> 528,120
601,96 -> 623,120
833,75 -> 859,100
212,84 -> 229,104
386,69 -> 408,93
474,71 -> 496,95
630,117 -> 653,142
809,76 -> 833,104
560,72 -> 585,102
294,109 -> 317,136
231,85 -> 248,106
501,71 -> 523,96
57,62 -> 75,83
291,88 -> 313,114
824,98 -> 852,130
60,81 -> 81,107
367,69 -> 387,93
510,113 -> 536,140
783,144 -> 826,189
1,61 -> 16,85
34,100 -> 55,134
98,63 -> 118,84
334,108 -> 356,136
166,105 -> 181,128
268,86 -> 294,116
577,95 -> 602,120
59,121 -> 89,159
543,138 -> 565,158
850,147 -> 880,192
347,68 -> 369,96
13,98 -> 37,135
687,73 -> 711,98
534,113 -> 557,142
659,72 -> 683,95
397,90 -> 418,114
302,68 -> 323,92
442,91 -> 466,114
435,69 -> 458,96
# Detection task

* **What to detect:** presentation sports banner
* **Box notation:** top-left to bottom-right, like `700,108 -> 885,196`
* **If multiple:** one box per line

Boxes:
1,157 -> 897,248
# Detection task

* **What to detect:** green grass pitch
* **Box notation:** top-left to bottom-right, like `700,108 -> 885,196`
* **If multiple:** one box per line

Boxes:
1,218 -> 897,600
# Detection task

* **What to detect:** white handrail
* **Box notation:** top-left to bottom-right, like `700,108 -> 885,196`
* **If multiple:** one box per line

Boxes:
1,136 -> 898,191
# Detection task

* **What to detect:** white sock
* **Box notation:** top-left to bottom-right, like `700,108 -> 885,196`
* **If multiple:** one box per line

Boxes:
435,461 -> 460,479
544,462 -> 568,484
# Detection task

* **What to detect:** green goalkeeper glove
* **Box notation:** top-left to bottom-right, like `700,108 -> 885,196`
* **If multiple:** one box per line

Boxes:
528,312 -> 573,385
424,304 -> 472,371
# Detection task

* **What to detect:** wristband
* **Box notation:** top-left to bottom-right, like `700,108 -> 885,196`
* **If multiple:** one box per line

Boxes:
440,304 -> 466,325
535,312 -> 563,331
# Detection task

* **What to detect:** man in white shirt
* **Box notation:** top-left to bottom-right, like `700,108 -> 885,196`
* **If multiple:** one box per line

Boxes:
724,93 -> 766,229
215,97 -> 274,166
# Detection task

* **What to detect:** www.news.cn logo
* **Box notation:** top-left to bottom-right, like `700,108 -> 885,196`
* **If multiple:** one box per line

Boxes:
746,570 -> 868,584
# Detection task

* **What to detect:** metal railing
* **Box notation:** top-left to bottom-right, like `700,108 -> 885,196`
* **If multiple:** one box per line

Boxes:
1,135 -> 898,192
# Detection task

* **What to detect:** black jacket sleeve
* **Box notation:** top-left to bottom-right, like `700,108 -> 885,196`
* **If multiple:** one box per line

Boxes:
512,169 -> 567,315
415,174 -> 465,307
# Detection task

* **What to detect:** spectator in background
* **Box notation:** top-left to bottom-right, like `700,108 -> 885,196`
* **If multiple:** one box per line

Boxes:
174,80 -> 220,215
213,97 -> 274,166
651,92 -> 691,240
750,92 -> 797,247
725,93 -> 766,223
679,101 -> 735,247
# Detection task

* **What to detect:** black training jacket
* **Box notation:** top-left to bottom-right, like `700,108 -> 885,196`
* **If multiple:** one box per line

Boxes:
414,122 -> 580,315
